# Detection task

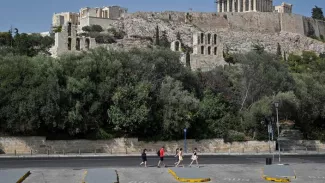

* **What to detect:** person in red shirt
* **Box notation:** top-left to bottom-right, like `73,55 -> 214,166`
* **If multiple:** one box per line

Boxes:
157,146 -> 166,168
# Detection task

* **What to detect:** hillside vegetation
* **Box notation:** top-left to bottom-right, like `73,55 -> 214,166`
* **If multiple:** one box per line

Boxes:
0,39 -> 325,141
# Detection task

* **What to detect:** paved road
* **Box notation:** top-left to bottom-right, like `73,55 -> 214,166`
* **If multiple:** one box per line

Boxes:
0,155 -> 325,169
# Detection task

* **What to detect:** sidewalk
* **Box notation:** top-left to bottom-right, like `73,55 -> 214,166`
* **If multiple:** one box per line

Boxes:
1,152 -> 325,158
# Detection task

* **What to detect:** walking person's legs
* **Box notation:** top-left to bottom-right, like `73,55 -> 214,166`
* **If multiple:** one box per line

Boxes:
189,160 -> 194,167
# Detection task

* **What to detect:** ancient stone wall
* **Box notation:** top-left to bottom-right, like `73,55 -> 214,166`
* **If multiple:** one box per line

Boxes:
225,12 -> 281,33
123,11 -> 325,38
80,17 -> 117,29
0,137 -> 278,155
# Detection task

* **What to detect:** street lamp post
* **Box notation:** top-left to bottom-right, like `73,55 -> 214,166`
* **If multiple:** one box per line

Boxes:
274,102 -> 281,162
184,128 -> 187,153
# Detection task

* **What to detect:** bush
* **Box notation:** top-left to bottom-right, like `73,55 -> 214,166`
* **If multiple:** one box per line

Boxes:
107,28 -> 126,39
130,35 -> 153,42
86,128 -> 113,140
82,26 -> 92,32
95,34 -> 116,44
91,25 -> 103,32
53,26 -> 62,33
82,25 -> 103,32
224,130 -> 247,143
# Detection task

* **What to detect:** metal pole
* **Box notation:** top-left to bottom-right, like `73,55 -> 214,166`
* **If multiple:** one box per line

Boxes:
276,107 -> 281,162
268,126 -> 271,154
184,129 -> 187,153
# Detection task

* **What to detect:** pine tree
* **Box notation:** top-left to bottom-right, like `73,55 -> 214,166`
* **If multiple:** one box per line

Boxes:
276,43 -> 282,57
312,6 -> 324,20
155,25 -> 160,46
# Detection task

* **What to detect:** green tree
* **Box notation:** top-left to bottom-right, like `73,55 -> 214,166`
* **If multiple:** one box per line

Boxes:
108,82 -> 151,135
0,32 -> 12,46
159,76 -> 199,139
197,91 -> 232,138
90,25 -> 103,32
155,25 -> 160,46
159,30 -> 170,48
82,26 -> 92,32
233,51 -> 294,110
276,43 -> 282,58
312,6 -> 324,20
252,43 -> 265,54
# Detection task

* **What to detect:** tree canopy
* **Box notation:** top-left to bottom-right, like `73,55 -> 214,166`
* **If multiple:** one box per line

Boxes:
0,34 -> 325,142
312,6 -> 325,20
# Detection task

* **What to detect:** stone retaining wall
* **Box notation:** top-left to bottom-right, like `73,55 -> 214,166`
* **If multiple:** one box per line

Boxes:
1,137 -> 323,155
0,136 -> 277,155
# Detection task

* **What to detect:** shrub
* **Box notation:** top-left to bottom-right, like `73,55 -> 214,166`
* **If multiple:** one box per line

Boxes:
95,34 -> 116,44
224,130 -> 247,143
82,26 -> 92,32
107,28 -> 126,39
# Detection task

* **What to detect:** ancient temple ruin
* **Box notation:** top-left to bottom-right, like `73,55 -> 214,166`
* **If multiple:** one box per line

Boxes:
50,22 -> 96,57
171,32 -> 227,72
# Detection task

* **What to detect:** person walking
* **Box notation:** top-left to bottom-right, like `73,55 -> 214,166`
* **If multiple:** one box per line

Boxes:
157,146 -> 165,168
140,149 -> 147,167
189,148 -> 199,167
174,148 -> 179,165
175,148 -> 183,167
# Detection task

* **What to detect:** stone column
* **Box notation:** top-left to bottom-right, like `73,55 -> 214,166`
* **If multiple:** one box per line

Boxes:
227,0 -> 231,12
238,0 -> 242,12
243,0 -> 246,12
232,0 -> 236,12
218,0 -> 221,12
248,0 -> 252,11
221,0 -> 225,12
253,0 -> 257,11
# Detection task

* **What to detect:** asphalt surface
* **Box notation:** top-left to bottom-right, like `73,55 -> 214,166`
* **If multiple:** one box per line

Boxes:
0,155 -> 325,169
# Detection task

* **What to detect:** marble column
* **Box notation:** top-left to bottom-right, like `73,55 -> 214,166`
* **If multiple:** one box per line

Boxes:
221,0 -> 225,12
243,0 -> 246,12
227,0 -> 231,12
260,0 -> 263,12
232,0 -> 236,12
218,0 -> 221,12
253,0 -> 257,11
238,0 -> 242,12
248,0 -> 252,11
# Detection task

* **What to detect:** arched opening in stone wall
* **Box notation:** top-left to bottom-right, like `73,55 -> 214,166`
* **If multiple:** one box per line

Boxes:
214,47 -> 217,55
68,38 -> 71,51
208,46 -> 211,55
76,38 -> 80,51
214,34 -> 217,45
200,33 -> 204,44
85,38 -> 90,50
201,46 -> 204,54
68,22 -> 72,36
208,33 -> 211,44
175,41 -> 180,51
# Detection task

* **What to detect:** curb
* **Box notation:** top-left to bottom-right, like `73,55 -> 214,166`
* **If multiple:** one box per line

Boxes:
262,176 -> 291,182
16,171 -> 31,183
168,169 -> 211,182
261,167 -> 296,183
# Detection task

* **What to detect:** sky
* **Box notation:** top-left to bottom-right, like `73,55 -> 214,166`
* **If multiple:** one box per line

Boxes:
0,0 -> 324,33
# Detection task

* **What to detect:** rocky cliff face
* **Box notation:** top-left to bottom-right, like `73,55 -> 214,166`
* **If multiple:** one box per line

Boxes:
110,11 -> 325,55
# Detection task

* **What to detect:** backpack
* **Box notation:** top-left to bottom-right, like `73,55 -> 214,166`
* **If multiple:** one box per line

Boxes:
157,150 -> 160,156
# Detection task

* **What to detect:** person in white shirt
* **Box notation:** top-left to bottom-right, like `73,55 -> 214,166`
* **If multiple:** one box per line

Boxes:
189,148 -> 199,167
